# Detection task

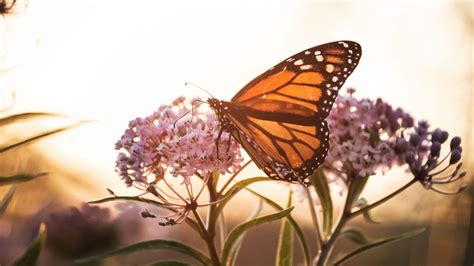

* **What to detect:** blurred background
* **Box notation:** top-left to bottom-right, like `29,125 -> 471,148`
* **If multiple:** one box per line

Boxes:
0,0 -> 472,265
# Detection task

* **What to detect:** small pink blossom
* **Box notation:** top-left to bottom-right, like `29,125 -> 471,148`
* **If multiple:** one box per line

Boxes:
324,89 -> 414,179
115,97 -> 243,187
114,97 -> 244,225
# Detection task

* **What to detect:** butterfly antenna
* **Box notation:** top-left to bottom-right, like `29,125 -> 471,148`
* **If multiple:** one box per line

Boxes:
173,101 -> 205,128
185,82 -> 215,98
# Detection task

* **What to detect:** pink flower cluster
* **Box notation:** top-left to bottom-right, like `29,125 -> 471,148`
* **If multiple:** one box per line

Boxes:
325,89 -> 414,178
115,97 -> 243,187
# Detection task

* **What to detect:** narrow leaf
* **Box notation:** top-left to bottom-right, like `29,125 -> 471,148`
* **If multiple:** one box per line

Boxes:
229,200 -> 263,265
346,176 -> 369,210
276,190 -> 293,266
309,169 -> 333,236
0,112 -> 66,127
221,207 -> 294,264
351,198 -> 380,224
333,228 -> 426,265
246,188 -> 311,266
210,177 -> 270,225
0,186 -> 16,215
149,261 -> 190,266
13,223 -> 47,266
337,228 -> 369,245
76,240 -> 210,265
0,173 -> 47,186
0,123 -> 86,153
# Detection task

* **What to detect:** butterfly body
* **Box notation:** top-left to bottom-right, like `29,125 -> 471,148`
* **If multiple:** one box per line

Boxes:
209,41 -> 361,184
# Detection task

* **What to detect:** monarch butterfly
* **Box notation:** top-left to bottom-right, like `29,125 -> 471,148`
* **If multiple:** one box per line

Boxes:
208,41 -> 361,185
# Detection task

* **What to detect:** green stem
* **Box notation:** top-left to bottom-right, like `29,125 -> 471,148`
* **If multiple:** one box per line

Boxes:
192,208 -> 221,266
350,179 -> 417,218
304,186 -> 323,247
206,176 -> 219,237
317,178 -> 354,266
218,160 -> 252,194
316,178 -> 417,266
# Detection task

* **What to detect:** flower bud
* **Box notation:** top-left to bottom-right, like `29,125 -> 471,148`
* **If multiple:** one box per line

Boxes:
409,133 -> 420,146
395,138 -> 408,153
402,115 -> 414,127
141,210 -> 156,218
430,142 -> 441,157
450,136 -> 461,149
405,152 -> 416,164
432,128 -> 449,143
449,149 -> 462,164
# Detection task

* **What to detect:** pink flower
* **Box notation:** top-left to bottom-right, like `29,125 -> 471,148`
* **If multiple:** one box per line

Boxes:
115,97 -> 243,187
324,89 -> 414,179
114,97 -> 243,225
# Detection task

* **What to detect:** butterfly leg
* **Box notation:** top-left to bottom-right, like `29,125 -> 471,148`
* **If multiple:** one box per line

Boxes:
226,132 -> 232,153
216,127 -> 224,160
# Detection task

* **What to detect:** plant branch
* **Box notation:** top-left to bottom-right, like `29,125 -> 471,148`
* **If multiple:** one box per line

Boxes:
192,208 -> 220,266
350,179 -> 417,219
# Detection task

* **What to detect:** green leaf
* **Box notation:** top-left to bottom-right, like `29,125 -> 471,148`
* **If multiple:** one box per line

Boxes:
148,261 -> 190,266
309,169 -> 333,236
0,112 -> 66,127
13,223 -> 47,266
337,228 -> 369,245
0,122 -> 87,153
276,190 -> 293,266
211,177 -> 270,225
351,198 -> 380,224
0,173 -> 47,186
75,240 -> 211,265
333,228 -> 426,265
229,200 -> 263,265
0,186 -> 16,215
246,188 -> 311,266
221,206 -> 294,264
345,176 -> 369,212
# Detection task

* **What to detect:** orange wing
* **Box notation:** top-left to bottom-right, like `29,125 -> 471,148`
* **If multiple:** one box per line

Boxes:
225,107 -> 329,183
232,41 -> 361,122
224,41 -> 361,183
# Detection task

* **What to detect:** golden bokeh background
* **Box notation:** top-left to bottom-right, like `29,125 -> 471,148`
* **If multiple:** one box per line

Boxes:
0,0 -> 472,265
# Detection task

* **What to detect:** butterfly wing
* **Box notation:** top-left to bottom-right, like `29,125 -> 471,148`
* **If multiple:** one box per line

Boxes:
228,41 -> 361,183
232,41 -> 361,122
226,104 -> 329,183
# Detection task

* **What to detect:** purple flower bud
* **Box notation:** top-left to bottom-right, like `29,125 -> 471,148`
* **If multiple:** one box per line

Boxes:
416,121 -> 430,136
409,133 -> 420,146
430,142 -> 441,157
389,119 -> 400,132
384,104 -> 393,116
402,115 -> 414,127
449,149 -> 462,164
450,136 -> 461,149
432,128 -> 449,143
375,98 -> 385,115
380,118 -> 389,129
393,108 -> 404,119
141,210 -> 156,218
405,152 -> 416,164
395,138 -> 408,153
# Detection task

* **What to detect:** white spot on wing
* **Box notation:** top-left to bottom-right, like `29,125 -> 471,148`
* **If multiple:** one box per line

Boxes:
294,59 -> 303,66
325,64 -> 334,73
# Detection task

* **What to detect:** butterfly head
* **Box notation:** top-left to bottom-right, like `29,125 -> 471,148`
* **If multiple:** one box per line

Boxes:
207,98 -> 231,129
